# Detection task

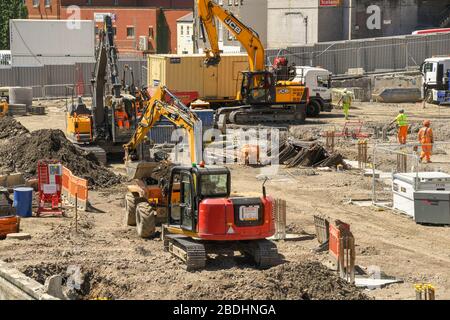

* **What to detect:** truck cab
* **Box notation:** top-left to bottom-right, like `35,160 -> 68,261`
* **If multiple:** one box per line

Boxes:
422,57 -> 450,104
292,66 -> 332,117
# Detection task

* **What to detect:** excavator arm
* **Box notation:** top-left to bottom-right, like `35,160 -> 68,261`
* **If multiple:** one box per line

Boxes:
124,86 -> 203,166
91,15 -> 122,140
197,0 -> 265,72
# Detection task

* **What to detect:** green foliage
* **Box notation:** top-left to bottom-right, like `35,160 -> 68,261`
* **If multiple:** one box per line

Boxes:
0,0 -> 28,50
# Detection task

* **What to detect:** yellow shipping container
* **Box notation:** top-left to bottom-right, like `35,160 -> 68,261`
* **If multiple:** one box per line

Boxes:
147,54 -> 249,101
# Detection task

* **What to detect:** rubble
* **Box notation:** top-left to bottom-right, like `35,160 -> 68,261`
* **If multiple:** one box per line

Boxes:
181,261 -> 369,300
0,116 -> 29,139
0,123 -> 121,188
276,141 -> 346,168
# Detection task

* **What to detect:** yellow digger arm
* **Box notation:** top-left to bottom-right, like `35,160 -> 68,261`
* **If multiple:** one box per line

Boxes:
197,0 -> 265,72
123,86 -> 203,164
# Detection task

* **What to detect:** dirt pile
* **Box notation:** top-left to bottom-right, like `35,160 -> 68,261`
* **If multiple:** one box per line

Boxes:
181,261 -> 369,300
0,116 -> 29,139
0,128 -> 121,188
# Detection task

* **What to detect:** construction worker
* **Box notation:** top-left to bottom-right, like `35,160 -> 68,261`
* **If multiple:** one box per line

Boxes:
389,109 -> 408,144
338,89 -> 352,120
418,120 -> 434,163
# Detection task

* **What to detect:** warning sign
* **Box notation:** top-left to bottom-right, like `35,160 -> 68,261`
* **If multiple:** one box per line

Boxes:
320,0 -> 341,6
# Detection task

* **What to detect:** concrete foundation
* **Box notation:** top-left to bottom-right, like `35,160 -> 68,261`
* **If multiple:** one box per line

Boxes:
0,260 -> 59,300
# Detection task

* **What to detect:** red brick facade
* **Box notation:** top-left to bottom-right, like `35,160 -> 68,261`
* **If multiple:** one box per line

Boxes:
25,0 -> 62,19
25,1 -> 193,55
60,0 -> 191,8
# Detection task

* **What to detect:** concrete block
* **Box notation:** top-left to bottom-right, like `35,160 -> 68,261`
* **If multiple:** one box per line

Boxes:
373,87 -> 422,103
6,233 -> 31,240
0,173 -> 25,188
0,260 -> 59,300
44,275 -> 66,300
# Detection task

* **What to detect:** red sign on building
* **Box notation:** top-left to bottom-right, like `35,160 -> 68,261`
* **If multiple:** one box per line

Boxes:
320,0 -> 341,6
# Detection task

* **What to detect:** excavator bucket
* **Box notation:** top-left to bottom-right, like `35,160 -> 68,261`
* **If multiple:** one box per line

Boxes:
125,161 -> 160,180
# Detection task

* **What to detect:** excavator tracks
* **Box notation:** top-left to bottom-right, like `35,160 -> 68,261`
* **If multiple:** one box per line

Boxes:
242,239 -> 279,269
164,234 -> 206,271
216,105 -> 306,131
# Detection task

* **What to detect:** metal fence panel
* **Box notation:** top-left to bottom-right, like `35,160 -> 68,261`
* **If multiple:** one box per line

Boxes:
0,58 -> 147,98
267,32 -> 450,75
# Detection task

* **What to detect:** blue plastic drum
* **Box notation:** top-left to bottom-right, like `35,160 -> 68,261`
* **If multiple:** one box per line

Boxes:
13,187 -> 34,217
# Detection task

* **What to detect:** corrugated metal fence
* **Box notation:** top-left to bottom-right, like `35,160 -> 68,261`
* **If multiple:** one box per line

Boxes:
266,33 -> 450,75
0,59 -> 147,98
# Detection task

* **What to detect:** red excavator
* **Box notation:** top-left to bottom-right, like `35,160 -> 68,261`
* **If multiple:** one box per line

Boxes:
123,86 -> 279,270
162,163 -> 278,270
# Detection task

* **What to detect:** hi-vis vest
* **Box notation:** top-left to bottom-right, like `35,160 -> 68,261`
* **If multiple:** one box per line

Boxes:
396,114 -> 408,126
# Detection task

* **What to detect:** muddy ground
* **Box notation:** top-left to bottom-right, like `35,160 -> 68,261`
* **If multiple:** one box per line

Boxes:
1,100 -> 450,300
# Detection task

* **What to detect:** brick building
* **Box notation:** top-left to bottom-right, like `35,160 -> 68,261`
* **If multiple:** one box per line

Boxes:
25,0 -> 62,19
24,0 -> 193,55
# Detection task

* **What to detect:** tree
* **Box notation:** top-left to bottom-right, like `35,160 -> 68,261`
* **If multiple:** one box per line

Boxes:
0,0 -> 28,50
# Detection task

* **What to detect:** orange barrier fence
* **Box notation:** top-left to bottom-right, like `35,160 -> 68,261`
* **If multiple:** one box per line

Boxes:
329,220 -> 355,283
61,167 -> 89,211
0,216 -> 20,238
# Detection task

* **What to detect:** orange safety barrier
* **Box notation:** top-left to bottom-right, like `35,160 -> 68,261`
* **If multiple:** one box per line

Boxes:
329,220 -> 350,259
329,220 -> 355,283
61,166 -> 89,211
0,216 -> 20,238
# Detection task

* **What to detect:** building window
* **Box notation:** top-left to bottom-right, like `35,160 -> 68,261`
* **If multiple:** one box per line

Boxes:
228,0 -> 232,5
113,27 -> 117,37
45,0 -> 51,7
127,27 -> 135,38
87,0 -> 92,5
181,25 -> 184,35
114,0 -> 119,5
186,26 -> 190,36
33,0 -> 39,7
149,26 -> 154,39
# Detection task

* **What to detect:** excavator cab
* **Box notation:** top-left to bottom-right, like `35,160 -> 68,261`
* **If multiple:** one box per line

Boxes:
240,71 -> 276,105
167,165 -> 231,231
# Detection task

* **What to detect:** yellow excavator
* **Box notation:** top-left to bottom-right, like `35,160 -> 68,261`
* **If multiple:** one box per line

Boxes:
66,15 -> 141,163
197,0 -> 308,128
123,85 -> 203,236
123,85 -> 203,179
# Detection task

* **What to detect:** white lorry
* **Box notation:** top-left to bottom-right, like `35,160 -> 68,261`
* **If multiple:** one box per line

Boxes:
292,66 -> 333,117
422,56 -> 450,104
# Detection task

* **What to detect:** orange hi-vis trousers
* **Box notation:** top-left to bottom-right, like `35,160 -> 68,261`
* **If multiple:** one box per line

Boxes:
398,125 -> 408,144
418,127 -> 433,162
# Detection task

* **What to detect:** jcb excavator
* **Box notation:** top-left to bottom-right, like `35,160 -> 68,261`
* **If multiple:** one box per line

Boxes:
66,15 -> 140,162
123,86 -> 278,270
197,0 -> 308,129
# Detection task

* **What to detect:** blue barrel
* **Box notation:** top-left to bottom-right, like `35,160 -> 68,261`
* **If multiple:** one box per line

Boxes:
13,187 -> 34,217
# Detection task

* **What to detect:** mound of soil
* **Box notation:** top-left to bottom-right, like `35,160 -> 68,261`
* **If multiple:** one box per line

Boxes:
182,261 -> 369,300
0,128 -> 121,188
0,116 -> 29,139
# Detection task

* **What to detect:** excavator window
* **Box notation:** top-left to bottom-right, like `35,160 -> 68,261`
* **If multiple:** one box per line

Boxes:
180,172 -> 195,231
200,174 -> 229,197
241,72 -> 275,104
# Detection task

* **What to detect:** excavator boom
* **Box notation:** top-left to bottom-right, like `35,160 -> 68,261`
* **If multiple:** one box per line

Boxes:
124,86 -> 203,179
198,0 -> 265,71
